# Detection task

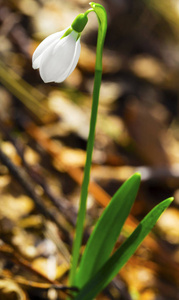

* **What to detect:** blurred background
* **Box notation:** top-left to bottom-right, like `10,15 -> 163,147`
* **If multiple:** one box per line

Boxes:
0,0 -> 179,299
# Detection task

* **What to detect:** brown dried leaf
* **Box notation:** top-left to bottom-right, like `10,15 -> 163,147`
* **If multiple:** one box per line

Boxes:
124,99 -> 170,166
0,194 -> 34,221
156,207 -> 179,244
79,44 -> 122,73
130,55 -> 167,84
0,279 -> 28,300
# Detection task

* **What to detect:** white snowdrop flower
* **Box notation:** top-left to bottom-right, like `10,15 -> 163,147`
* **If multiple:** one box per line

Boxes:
32,28 -> 81,83
32,13 -> 88,83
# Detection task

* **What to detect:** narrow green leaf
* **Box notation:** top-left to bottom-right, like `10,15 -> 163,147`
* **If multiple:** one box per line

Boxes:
75,173 -> 141,288
74,197 -> 173,300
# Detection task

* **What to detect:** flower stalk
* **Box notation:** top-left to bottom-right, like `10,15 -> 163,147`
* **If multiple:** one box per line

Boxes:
69,2 -> 107,285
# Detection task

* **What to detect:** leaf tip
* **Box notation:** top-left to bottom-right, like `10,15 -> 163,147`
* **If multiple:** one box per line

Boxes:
168,196 -> 174,203
132,172 -> 141,183
135,172 -> 141,179
159,197 -> 174,213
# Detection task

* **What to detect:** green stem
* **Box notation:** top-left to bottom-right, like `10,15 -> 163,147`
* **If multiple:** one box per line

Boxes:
69,2 -> 107,286
69,70 -> 102,285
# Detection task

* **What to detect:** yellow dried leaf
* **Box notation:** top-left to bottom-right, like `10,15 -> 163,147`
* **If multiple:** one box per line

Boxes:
157,208 -> 179,244
0,279 -> 28,300
0,195 -> 34,221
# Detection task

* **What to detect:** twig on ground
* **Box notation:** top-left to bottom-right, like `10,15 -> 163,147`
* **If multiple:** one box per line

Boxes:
0,148 -> 71,245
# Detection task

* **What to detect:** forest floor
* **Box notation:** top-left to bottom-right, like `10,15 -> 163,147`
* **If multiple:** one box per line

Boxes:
0,0 -> 178,299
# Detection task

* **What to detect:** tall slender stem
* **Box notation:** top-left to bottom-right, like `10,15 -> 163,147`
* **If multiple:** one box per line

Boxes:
69,70 -> 102,285
69,2 -> 107,286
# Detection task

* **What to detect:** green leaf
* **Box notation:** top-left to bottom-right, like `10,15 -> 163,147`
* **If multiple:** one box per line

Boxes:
75,173 -> 141,288
74,197 -> 173,300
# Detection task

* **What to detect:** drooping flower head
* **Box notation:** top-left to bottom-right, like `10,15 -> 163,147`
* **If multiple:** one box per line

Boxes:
32,13 -> 88,83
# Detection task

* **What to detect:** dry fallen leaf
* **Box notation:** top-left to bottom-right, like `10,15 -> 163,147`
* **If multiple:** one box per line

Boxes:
0,194 -> 34,221
124,98 -> 170,166
0,279 -> 28,300
130,55 -> 167,84
32,257 -> 57,280
156,207 -> 179,244
1,142 -> 21,166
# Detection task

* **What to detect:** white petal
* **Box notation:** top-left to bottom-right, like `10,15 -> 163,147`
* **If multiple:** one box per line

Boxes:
32,29 -> 67,69
33,38 -> 58,70
39,32 -> 77,83
55,38 -> 81,83
66,38 -> 81,77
